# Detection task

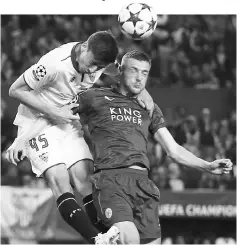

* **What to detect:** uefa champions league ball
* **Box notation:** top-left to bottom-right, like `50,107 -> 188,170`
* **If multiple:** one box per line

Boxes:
118,2 -> 158,40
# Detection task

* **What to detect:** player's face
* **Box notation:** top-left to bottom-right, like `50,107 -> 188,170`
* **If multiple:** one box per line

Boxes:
120,58 -> 150,95
78,47 -> 107,74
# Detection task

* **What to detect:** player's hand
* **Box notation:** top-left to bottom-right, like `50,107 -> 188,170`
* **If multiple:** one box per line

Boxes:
137,89 -> 154,117
4,139 -> 27,165
47,103 -> 80,124
207,159 -> 233,175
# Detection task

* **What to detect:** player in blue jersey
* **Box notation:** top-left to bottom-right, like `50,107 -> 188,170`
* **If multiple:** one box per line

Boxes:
73,50 -> 233,244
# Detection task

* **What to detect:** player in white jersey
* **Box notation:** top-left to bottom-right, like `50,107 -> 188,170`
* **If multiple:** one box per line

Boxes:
6,31 -> 121,244
5,31 -> 154,244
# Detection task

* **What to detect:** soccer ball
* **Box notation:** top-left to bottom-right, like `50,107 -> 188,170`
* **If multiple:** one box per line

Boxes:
118,2 -> 158,40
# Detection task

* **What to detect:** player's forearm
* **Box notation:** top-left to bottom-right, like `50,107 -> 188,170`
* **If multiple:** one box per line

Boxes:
9,75 -> 55,116
168,144 -> 211,172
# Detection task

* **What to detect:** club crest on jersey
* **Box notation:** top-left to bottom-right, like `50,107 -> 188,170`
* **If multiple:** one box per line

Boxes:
39,152 -> 49,162
110,107 -> 142,125
105,208 -> 112,219
88,73 -> 96,82
35,65 -> 47,80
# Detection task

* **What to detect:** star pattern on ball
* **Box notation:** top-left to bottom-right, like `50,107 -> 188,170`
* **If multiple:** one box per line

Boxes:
126,3 -> 156,28
118,3 -> 158,40
140,4 -> 157,30
125,4 -> 142,26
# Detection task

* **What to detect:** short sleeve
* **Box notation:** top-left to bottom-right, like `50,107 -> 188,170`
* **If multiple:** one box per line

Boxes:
23,62 -> 58,90
149,104 -> 166,134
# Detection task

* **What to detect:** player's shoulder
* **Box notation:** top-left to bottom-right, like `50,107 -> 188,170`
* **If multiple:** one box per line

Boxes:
153,103 -> 164,114
42,42 -> 78,60
37,42 -> 79,68
154,103 -> 161,109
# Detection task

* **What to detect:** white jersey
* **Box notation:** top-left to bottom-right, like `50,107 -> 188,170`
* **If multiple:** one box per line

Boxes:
14,42 -> 104,127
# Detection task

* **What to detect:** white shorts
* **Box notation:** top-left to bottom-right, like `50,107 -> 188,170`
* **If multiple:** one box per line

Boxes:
18,124 -> 93,177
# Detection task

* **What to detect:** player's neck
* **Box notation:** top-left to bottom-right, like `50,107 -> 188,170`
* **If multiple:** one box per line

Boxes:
71,43 -> 81,73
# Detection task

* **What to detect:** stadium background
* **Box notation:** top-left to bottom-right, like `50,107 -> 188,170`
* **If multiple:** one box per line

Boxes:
1,15 -> 236,244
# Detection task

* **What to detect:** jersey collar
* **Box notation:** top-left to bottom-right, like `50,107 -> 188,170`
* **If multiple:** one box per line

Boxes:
71,42 -> 82,73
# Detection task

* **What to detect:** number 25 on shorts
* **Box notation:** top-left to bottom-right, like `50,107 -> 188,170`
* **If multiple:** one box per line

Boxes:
29,134 -> 49,151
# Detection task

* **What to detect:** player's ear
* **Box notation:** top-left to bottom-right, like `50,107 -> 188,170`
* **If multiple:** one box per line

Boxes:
81,42 -> 88,51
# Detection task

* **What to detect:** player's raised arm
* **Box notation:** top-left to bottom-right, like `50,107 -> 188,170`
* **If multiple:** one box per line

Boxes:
148,104 -> 233,175
153,127 -> 233,175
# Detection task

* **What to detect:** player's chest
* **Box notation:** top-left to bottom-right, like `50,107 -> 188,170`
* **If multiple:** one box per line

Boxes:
92,96 -> 151,129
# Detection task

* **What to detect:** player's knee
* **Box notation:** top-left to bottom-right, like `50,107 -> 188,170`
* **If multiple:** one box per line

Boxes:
114,221 -> 140,244
69,159 -> 93,182
44,164 -> 72,198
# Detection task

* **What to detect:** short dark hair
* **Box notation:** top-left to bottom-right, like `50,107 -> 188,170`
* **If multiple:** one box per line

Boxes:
87,31 -> 118,64
122,50 -> 151,65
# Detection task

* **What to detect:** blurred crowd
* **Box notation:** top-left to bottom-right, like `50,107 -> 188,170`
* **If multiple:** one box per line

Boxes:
148,15 -> 236,89
1,15 -> 236,89
1,15 -> 236,189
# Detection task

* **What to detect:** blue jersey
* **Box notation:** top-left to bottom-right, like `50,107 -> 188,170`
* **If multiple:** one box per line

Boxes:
78,88 -> 165,171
